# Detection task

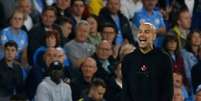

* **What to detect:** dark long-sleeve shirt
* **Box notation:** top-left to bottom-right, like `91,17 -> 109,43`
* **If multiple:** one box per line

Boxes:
0,59 -> 24,97
122,48 -> 173,101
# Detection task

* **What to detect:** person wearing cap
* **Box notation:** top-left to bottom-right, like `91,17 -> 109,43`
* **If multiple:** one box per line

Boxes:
35,61 -> 72,101
122,22 -> 173,101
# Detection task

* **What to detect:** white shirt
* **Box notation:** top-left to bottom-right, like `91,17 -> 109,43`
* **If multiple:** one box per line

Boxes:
120,0 -> 143,20
24,15 -> 33,31
35,77 -> 72,101
185,0 -> 194,16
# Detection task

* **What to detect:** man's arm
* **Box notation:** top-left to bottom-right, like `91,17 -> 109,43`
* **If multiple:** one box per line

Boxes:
161,54 -> 173,101
122,55 -> 132,101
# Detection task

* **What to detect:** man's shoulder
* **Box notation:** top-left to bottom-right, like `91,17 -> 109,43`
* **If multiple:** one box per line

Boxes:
153,48 -> 169,58
123,49 -> 138,62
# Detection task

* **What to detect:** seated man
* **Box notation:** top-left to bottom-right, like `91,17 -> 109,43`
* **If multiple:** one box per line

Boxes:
35,61 -> 72,101
64,20 -> 95,68
78,78 -> 107,101
26,48 -> 57,99
71,57 -> 97,101
0,41 -> 24,101
92,40 -> 116,83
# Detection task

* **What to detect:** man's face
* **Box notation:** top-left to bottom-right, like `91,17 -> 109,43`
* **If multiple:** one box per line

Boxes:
178,11 -> 191,30
44,48 -> 57,66
76,25 -> 89,42
107,0 -> 120,14
19,0 -> 32,14
102,27 -> 116,43
91,86 -> 106,101
42,10 -> 56,27
142,0 -> 158,11
191,32 -> 201,46
10,12 -> 24,29
81,58 -> 97,79
4,46 -> 17,62
61,22 -> 72,37
72,0 -> 85,16
137,23 -> 156,49
96,41 -> 112,60
56,50 -> 65,64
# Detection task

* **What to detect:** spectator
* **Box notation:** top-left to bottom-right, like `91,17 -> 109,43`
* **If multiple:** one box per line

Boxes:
99,0 -> 135,45
17,0 -> 40,31
58,17 -> 73,47
28,6 -> 61,64
170,7 -> 191,48
173,72 -> 192,101
71,57 -> 97,101
0,41 -> 24,101
0,9 -> 28,65
26,47 -> 58,100
53,0 -> 71,21
64,20 -> 95,68
78,78 -> 107,101
86,15 -> 102,47
162,35 -> 185,74
182,30 -> 201,93
106,61 -> 123,101
100,23 -> 119,58
184,30 -> 201,59
133,0 -> 166,48
35,61 -> 72,101
69,0 -> 86,30
32,30 -> 61,67
101,24 -> 117,44
92,40 -> 115,83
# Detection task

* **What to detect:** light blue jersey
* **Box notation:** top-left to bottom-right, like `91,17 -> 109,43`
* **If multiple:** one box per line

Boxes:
0,27 -> 28,59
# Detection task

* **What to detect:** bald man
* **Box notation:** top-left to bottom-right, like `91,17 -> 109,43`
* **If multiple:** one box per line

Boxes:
71,57 -> 98,101
122,22 -> 173,101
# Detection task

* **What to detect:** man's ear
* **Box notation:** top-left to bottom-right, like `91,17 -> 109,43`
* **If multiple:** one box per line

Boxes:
177,20 -> 181,26
152,30 -> 157,41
